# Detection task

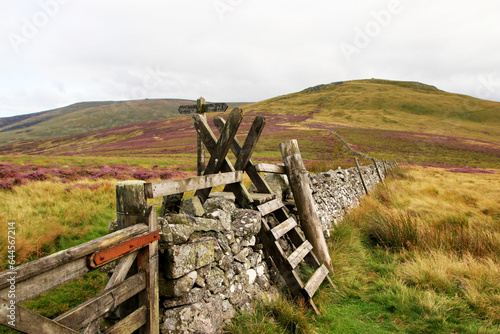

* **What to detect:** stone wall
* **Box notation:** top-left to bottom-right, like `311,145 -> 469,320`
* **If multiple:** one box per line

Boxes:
107,161 -> 394,333
310,162 -> 395,236
157,197 -> 278,334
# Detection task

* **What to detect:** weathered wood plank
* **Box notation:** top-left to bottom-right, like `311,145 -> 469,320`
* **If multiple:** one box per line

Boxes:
214,116 -> 274,195
270,217 -> 297,241
256,198 -> 284,216
103,306 -> 147,334
139,207 -> 160,334
354,157 -> 369,195
249,192 -> 275,205
303,264 -> 329,299
195,107 -> 243,201
0,224 -> 148,290
234,115 -> 266,170
287,240 -> 313,270
82,251 -> 139,334
116,181 -> 147,229
0,297 -> 79,334
254,163 -> 286,174
0,257 -> 89,304
372,158 -> 384,183
54,272 -> 146,330
281,139 -> 333,272
192,112 -> 253,209
145,171 -> 243,198
258,220 -> 304,296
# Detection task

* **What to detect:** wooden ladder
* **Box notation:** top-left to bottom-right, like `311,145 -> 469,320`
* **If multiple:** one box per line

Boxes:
256,197 -> 331,314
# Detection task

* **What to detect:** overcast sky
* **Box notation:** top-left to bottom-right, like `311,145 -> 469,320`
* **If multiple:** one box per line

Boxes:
1,0 -> 499,118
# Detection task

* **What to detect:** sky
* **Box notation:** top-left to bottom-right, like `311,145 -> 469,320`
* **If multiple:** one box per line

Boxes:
1,0 -> 499,118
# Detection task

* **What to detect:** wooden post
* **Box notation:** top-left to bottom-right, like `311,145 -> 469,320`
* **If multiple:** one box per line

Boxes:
115,180 -> 146,321
116,181 -> 147,229
354,157 -> 369,195
197,97 -> 206,176
372,158 -> 384,183
382,159 -> 388,177
280,140 -> 333,272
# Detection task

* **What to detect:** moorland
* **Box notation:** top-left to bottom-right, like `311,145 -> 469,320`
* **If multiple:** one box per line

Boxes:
1,79 -> 499,333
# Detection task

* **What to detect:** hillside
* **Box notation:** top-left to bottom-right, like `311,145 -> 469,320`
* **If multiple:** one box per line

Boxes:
0,99 -> 225,145
245,79 -> 500,144
0,79 -> 499,169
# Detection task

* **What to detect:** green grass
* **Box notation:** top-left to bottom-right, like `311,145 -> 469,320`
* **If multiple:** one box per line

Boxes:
227,166 -> 500,333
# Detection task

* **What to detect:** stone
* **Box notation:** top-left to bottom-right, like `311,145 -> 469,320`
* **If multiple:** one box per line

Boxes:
165,238 -> 216,279
234,247 -> 251,263
162,287 -> 206,309
180,196 -> 205,217
249,173 -> 291,200
161,298 -> 234,334
160,271 -> 198,297
202,210 -> 231,231
160,223 -> 195,247
203,197 -> 236,215
246,269 -> 257,285
108,220 -> 118,233
206,267 -> 227,294
231,209 -> 261,237
240,235 -> 256,247
195,265 -> 210,288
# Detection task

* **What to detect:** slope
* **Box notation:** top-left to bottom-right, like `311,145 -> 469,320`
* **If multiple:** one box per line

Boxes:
0,99 -> 196,145
245,79 -> 500,144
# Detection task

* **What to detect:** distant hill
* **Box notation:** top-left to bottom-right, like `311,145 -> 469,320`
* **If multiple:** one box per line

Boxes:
0,99 -> 245,145
244,79 -> 500,144
0,79 -> 498,168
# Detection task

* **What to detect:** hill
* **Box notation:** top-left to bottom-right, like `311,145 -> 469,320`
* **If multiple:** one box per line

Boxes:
245,79 -> 500,144
0,99 -> 244,145
0,79 -> 499,169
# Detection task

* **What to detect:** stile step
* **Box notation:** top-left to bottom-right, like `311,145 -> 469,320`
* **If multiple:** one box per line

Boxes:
270,217 -> 297,241
287,240 -> 313,270
249,192 -> 276,205
256,198 -> 284,216
303,264 -> 330,299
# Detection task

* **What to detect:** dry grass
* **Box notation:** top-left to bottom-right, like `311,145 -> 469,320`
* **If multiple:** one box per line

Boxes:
0,179 -> 116,267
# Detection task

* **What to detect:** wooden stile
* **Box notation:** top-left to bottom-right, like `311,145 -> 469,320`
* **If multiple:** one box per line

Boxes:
280,139 -> 333,272
145,171 -> 243,199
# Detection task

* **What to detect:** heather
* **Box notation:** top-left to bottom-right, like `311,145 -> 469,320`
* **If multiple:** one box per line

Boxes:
0,161 -> 189,190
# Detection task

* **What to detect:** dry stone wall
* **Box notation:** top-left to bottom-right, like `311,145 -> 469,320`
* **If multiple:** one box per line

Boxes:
107,161 -> 393,333
157,197 -> 278,334
310,162 -> 395,236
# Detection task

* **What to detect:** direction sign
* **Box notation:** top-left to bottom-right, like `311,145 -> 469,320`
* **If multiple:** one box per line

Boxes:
178,102 -> 228,114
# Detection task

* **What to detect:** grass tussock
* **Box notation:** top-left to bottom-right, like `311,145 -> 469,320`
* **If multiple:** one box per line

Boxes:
225,295 -> 317,334
229,166 -> 500,333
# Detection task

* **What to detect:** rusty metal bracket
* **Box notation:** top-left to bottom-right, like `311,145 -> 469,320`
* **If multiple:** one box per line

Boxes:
88,229 -> 160,268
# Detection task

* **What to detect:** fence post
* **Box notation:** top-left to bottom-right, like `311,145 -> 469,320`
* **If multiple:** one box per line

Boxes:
354,157 -> 369,195
280,140 -> 333,272
372,158 -> 384,184
116,181 -> 147,229
115,181 -> 146,321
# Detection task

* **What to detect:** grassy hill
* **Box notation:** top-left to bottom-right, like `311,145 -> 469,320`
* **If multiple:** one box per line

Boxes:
245,79 -> 500,144
0,99 -> 246,145
1,79 -> 498,170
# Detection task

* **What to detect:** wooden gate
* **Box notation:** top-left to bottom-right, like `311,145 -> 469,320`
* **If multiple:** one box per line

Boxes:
0,206 -> 159,334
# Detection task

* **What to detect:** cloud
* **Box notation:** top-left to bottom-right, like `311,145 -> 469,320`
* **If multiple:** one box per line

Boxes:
1,0 -> 499,117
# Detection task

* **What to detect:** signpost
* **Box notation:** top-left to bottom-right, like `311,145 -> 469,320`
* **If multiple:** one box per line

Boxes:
178,97 -> 229,175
